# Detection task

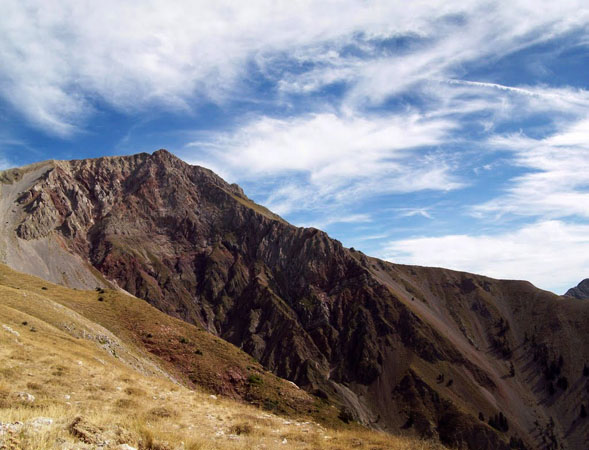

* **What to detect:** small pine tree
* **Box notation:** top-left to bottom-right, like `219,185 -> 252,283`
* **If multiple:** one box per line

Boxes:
583,364 -> 589,377
479,412 -> 485,421
498,412 -> 509,432
556,376 -> 569,391
581,404 -> 587,419
488,416 -> 497,429
548,382 -> 555,395
509,361 -> 515,377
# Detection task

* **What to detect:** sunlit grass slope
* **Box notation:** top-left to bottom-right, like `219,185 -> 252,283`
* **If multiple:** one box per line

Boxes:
0,263 -> 445,449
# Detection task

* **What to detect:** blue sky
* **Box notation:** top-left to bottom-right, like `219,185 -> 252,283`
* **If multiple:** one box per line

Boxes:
1,1 -> 589,294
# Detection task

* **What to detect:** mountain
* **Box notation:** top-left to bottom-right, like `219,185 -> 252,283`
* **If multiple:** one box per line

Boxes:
0,263 -> 442,449
1,150 -> 589,449
565,279 -> 589,300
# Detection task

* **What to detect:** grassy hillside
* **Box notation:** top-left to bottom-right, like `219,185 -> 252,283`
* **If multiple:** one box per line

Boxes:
0,264 -> 444,449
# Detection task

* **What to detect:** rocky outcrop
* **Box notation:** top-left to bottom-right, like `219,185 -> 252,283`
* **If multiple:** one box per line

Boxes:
3,150 -> 589,449
565,279 -> 589,299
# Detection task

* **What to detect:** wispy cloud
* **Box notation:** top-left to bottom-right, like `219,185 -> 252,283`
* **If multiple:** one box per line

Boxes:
384,220 -> 589,293
186,112 -> 462,215
475,118 -> 589,219
397,208 -> 434,219
2,1 -> 589,135
298,213 -> 372,230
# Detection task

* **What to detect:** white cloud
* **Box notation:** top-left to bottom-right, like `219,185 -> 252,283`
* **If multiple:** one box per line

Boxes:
276,4 -> 589,110
398,209 -> 433,219
298,213 -> 372,230
0,0 -> 450,134
2,1 -> 589,134
440,81 -> 589,120
187,112 -> 462,214
476,118 -> 589,219
383,220 -> 589,293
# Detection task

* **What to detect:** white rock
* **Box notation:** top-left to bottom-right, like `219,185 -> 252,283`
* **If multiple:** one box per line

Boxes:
209,394 -> 217,400
64,395 -> 71,400
2,325 -> 20,337
282,438 -> 288,444
28,417 -> 53,429
17,392 -> 35,402
0,421 -> 24,435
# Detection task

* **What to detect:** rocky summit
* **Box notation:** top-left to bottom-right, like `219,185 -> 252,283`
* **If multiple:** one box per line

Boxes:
1,150 -> 589,450
565,279 -> 589,300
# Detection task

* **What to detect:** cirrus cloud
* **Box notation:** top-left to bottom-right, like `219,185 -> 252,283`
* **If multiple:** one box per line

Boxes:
186,112 -> 462,214
2,0 -> 589,135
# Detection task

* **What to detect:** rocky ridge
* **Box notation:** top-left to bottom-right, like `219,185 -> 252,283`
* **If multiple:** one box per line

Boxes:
2,150 -> 589,449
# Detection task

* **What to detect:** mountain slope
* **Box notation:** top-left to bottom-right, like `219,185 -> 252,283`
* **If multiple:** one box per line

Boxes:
0,263 -> 443,450
565,279 -> 589,300
2,150 -> 589,449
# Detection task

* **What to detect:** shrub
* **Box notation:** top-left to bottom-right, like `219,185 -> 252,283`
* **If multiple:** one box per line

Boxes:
247,374 -> 263,386
338,407 -> 354,423
147,407 -> 175,419
556,376 -> 568,391
229,423 -> 252,435
488,412 -> 509,432
262,398 -> 278,411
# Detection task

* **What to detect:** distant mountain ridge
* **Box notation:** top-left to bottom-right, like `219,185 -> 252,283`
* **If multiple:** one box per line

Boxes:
565,279 -> 589,299
1,150 -> 589,450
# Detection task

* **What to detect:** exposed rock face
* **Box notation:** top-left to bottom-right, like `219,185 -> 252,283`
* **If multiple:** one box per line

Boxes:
565,279 -> 589,299
2,150 -> 589,449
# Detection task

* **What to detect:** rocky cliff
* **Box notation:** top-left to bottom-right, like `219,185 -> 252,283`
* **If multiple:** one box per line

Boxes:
2,150 -> 589,449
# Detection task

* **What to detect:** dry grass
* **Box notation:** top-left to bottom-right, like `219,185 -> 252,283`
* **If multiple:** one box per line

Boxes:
0,264 -> 446,449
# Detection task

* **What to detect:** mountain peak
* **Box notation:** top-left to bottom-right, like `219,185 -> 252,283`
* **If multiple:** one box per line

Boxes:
150,148 -> 184,165
152,148 -> 175,158
2,151 -> 589,450
565,278 -> 589,299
